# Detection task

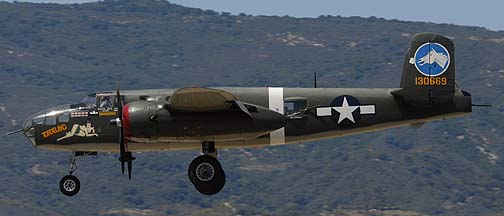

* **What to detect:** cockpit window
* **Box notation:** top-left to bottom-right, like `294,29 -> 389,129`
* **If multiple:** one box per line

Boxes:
284,97 -> 308,115
59,112 -> 69,123
96,94 -> 124,111
28,104 -> 72,126
98,96 -> 113,109
32,116 -> 44,125
81,94 -> 97,106
45,115 -> 57,125
70,103 -> 94,110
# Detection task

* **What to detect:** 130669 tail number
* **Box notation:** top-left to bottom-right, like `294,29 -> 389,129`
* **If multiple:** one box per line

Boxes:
415,77 -> 447,86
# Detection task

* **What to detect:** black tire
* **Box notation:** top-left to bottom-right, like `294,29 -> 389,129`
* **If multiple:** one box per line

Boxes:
188,155 -> 226,195
59,175 -> 80,196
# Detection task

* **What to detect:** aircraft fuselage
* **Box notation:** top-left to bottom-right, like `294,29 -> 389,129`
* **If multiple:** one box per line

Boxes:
27,87 -> 471,152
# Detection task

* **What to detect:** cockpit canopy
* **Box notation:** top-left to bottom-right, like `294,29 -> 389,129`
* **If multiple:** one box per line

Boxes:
22,93 -> 123,146
25,104 -> 91,128
83,93 -> 124,111
25,93 -> 123,127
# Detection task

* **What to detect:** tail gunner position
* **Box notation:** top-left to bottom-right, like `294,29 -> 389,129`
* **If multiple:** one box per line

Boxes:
9,33 -> 473,196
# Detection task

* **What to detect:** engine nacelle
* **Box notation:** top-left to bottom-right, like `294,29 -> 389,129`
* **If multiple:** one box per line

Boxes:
123,101 -> 287,142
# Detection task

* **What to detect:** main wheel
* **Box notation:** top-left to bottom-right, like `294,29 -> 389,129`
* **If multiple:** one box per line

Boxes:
188,155 -> 226,195
59,175 -> 80,196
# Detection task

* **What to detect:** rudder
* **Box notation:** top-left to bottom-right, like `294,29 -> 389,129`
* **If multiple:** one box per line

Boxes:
395,33 -> 455,107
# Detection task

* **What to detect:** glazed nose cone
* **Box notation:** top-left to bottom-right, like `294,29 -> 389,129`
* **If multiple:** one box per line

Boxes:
22,115 -> 37,147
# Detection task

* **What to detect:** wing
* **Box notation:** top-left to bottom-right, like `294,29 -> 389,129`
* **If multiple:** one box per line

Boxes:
169,87 -> 251,116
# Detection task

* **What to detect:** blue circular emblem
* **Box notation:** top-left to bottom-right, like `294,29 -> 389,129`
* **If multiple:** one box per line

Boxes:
413,43 -> 450,77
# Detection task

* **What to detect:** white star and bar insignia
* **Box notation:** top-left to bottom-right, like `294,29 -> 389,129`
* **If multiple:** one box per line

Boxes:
315,96 -> 375,124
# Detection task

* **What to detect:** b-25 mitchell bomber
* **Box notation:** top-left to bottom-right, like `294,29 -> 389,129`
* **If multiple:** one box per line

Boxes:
9,33 -> 473,196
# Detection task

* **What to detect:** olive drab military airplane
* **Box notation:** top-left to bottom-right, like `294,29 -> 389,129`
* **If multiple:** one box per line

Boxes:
7,33 -> 476,196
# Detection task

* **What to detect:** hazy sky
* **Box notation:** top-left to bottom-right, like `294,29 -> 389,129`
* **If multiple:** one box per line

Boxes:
10,0 -> 504,31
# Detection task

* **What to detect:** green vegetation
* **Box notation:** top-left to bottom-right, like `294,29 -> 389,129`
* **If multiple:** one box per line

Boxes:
0,0 -> 504,215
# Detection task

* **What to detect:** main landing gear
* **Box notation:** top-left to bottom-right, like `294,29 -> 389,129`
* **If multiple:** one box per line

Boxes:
57,143 -> 226,196
188,141 -> 226,195
58,151 -> 95,196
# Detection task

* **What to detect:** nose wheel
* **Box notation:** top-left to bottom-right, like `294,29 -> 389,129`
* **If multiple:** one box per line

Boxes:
58,151 -> 94,196
188,141 -> 226,195
59,175 -> 80,196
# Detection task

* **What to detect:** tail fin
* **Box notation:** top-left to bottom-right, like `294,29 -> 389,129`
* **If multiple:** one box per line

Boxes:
395,33 -> 455,107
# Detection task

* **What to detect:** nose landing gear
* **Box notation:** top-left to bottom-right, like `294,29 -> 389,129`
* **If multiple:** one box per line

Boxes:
59,175 -> 80,196
188,141 -> 226,195
58,151 -> 95,196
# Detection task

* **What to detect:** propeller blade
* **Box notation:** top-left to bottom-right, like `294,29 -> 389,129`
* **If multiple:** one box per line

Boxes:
119,142 -> 127,176
116,84 -> 127,176
119,152 -> 135,180
116,83 -> 123,120
118,119 -> 126,175
127,160 -> 133,180
121,161 -> 125,175
119,128 -> 125,154
115,83 -> 136,180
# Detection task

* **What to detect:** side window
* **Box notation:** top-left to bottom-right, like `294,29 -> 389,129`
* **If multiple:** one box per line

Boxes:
33,117 -> 44,125
97,95 -> 114,110
45,115 -> 57,125
284,97 -> 308,115
284,102 -> 296,115
58,113 -> 69,123
97,95 -> 125,111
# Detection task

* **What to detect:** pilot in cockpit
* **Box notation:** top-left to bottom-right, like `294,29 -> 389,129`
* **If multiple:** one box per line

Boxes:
99,96 -> 112,109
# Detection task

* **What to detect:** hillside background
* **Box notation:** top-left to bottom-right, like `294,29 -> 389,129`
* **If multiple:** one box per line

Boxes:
0,0 -> 504,215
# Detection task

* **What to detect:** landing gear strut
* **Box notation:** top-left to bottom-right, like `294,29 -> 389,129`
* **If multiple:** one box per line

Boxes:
58,151 -> 94,196
188,141 -> 226,195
